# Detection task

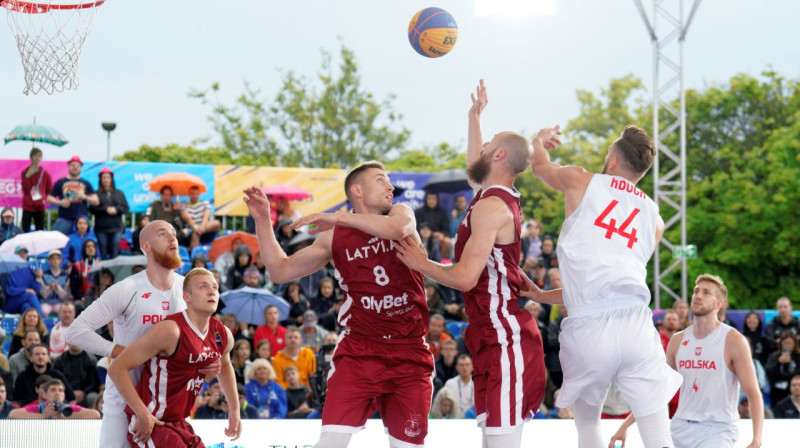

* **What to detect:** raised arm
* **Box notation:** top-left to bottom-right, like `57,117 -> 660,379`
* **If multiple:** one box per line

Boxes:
107,320 -> 179,444
291,203 -> 419,243
727,331 -> 763,448
244,187 -> 332,284
66,284 -> 129,358
531,126 -> 592,215
467,79 -> 488,170
396,197 -> 507,292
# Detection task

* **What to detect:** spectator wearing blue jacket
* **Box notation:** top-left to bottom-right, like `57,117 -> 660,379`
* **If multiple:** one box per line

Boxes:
3,245 -> 43,315
244,358 -> 287,419
0,208 -> 23,246
65,215 -> 97,264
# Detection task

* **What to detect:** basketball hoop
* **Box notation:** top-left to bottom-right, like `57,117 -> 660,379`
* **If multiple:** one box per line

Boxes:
1,0 -> 105,95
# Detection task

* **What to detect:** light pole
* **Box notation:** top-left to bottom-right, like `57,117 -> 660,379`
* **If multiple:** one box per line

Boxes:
101,122 -> 117,161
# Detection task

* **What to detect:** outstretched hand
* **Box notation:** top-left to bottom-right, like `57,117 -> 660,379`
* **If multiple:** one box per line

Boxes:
395,236 -> 429,272
469,79 -> 488,118
534,125 -> 562,150
242,187 -> 272,223
289,213 -> 340,234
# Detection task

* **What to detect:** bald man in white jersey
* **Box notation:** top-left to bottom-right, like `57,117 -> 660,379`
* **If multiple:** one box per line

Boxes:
526,125 -> 681,448
609,274 -> 764,448
66,220 -> 220,448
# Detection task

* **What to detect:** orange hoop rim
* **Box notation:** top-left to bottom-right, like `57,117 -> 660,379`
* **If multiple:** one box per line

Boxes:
1,0 -> 105,13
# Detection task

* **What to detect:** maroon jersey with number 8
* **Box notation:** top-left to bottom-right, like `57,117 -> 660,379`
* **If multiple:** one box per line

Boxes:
331,225 -> 428,340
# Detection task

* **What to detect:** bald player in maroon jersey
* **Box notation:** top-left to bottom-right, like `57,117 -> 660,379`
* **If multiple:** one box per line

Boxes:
108,268 -> 241,447
243,163 -> 432,448
397,80 -> 554,448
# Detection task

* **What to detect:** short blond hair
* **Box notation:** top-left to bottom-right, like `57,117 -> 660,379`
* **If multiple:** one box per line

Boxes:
183,267 -> 214,291
245,358 -> 276,382
695,273 -> 727,300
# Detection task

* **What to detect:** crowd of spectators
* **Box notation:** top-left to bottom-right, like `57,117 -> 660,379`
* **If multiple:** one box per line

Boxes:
1,151 -> 798,424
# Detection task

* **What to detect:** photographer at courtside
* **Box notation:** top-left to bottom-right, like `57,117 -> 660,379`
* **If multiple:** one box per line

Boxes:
8,379 -> 100,419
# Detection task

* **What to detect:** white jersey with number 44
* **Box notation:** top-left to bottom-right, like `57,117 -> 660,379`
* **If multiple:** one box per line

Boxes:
557,174 -> 659,313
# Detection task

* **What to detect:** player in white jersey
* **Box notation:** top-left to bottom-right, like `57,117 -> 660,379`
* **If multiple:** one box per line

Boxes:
528,125 -> 681,448
66,220 -> 220,448
609,274 -> 764,448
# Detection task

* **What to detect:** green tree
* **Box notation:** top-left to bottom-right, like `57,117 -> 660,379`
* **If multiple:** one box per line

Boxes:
116,143 -> 238,164
191,42 -> 411,168
386,142 -> 465,172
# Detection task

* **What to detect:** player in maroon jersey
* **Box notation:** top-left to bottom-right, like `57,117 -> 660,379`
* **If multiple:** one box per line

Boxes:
108,268 -> 241,447
243,162 -> 431,448
396,80 -> 553,448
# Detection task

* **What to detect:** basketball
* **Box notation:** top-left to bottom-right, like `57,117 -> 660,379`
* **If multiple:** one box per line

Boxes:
407,7 -> 458,58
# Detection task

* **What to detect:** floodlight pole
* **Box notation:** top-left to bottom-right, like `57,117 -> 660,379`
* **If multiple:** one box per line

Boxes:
102,122 -> 117,161
635,0 -> 701,309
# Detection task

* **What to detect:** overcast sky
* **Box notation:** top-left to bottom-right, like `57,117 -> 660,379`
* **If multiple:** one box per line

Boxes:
0,0 -> 798,163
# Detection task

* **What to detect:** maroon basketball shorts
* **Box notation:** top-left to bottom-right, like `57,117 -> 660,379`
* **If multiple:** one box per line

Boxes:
126,416 -> 204,448
321,332 -> 435,447
465,309 -> 546,435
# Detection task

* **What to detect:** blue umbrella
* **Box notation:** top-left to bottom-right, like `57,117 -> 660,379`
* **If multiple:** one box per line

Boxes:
4,122 -> 68,146
220,287 -> 290,326
0,253 -> 29,274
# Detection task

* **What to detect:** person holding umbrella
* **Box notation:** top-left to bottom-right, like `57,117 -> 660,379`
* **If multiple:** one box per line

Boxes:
47,156 -> 99,236
20,147 -> 52,232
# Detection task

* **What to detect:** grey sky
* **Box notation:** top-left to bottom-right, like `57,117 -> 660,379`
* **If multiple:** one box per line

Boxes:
1,0 -> 798,163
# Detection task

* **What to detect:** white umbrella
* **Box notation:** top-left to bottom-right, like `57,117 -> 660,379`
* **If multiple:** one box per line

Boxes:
0,231 -> 68,255
88,255 -> 148,273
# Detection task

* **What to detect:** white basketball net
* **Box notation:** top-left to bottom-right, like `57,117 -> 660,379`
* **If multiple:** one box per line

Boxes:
2,0 -> 104,95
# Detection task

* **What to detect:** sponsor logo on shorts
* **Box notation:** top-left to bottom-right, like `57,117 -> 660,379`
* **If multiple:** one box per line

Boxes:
404,416 -> 422,438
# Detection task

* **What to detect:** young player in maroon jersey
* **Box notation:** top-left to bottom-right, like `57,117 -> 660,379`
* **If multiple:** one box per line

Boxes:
396,80 -> 551,448
108,268 -> 241,447
243,162 -> 431,448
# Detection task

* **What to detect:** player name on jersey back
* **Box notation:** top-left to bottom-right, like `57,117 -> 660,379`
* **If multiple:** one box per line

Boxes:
332,225 -> 428,340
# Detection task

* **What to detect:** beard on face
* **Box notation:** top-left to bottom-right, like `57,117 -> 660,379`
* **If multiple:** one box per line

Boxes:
467,153 -> 492,185
152,246 -> 182,270
691,303 -> 715,317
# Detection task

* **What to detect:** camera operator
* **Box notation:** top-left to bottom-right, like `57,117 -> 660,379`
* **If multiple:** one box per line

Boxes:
9,379 -> 100,419
307,332 -> 339,414
194,379 -> 258,420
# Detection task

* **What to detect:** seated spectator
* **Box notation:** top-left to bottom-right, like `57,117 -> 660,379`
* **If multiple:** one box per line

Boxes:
65,215 -> 97,264
284,365 -> 314,419
673,299 -> 692,330
520,218 -> 543,265
131,215 -> 149,255
3,245 -> 44,316
191,253 -> 209,270
179,185 -> 220,250
49,305 -> 75,358
244,359 -> 287,419
0,381 -> 16,419
194,379 -> 258,419
9,308 -> 49,356
274,219 -> 296,254
434,339 -> 458,395
14,345 -> 75,405
281,281 -> 308,327
220,313 -> 249,342
429,387 -> 461,419
444,354 -> 474,417
425,314 -> 452,360
69,239 -> 100,302
449,194 -> 468,239
309,277 -> 337,316
300,310 -> 328,352
737,395 -> 774,420
766,297 -> 799,344
524,300 -> 549,337
214,237 -> 244,287
546,267 -> 561,291
0,208 -> 23,246
231,339 -> 253,386
527,257 -> 548,291
226,244 -> 253,291
417,222 -> 442,262
414,191 -> 451,245
254,339 -> 273,364
272,327 -> 316,389
8,330 -> 41,383
766,331 -> 800,406
53,344 -> 99,407
240,265 -> 262,289
146,185 -> 182,233
253,305 -> 286,358
774,374 -> 800,419
37,249 -> 72,316
90,167 -> 129,260
81,268 -> 113,309
425,279 -> 446,317
540,235 -> 558,269
9,379 -> 99,419
743,311 -> 777,366
24,374 -> 52,407
439,282 -> 466,322
318,295 -> 344,333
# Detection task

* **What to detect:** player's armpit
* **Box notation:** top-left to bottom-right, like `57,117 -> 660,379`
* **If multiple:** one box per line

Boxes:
665,331 -> 686,370
533,162 -> 591,194
267,231 -> 333,284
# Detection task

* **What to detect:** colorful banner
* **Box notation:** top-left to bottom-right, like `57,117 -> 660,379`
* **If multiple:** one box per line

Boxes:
214,165 -> 348,217
0,160 -> 69,208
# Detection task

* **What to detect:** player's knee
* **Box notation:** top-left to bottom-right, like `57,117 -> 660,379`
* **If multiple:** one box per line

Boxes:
314,431 -> 352,448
